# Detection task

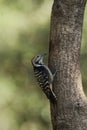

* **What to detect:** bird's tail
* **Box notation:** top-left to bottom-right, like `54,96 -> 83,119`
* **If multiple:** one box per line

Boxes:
44,88 -> 57,104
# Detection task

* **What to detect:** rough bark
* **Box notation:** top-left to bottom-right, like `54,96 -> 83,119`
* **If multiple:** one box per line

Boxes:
49,0 -> 87,130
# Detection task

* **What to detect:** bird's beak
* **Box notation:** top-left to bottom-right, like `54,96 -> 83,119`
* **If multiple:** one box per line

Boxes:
41,53 -> 47,58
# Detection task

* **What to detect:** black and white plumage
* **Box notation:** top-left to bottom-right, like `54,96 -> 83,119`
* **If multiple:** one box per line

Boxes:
31,53 -> 57,103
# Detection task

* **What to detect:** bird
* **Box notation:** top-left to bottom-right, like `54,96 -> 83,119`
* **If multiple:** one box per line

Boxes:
31,53 -> 57,103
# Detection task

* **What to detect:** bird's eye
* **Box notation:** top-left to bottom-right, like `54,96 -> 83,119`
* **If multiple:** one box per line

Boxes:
37,56 -> 39,58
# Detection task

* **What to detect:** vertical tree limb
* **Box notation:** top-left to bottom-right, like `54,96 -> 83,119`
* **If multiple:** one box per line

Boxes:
49,0 -> 87,130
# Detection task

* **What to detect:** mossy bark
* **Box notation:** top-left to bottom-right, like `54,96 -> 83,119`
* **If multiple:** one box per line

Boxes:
49,0 -> 87,130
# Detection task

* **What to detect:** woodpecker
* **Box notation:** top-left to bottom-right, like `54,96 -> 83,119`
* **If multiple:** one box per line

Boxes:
31,53 -> 57,103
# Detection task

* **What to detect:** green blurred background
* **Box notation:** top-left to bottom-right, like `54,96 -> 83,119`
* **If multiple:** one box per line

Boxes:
0,0 -> 87,130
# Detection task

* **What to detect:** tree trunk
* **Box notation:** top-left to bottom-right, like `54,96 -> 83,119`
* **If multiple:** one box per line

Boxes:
49,0 -> 87,130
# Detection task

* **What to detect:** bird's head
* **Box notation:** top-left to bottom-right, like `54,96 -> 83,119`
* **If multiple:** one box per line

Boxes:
31,53 -> 46,67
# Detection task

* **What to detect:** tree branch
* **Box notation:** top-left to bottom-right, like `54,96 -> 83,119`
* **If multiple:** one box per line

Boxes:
49,0 -> 87,130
